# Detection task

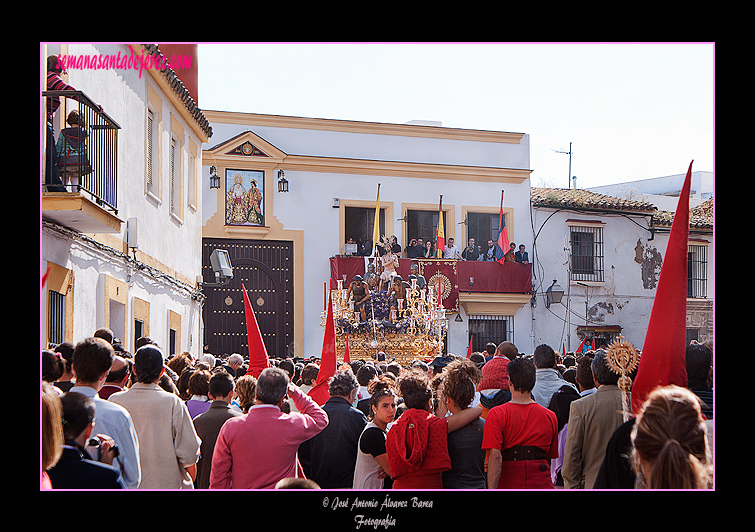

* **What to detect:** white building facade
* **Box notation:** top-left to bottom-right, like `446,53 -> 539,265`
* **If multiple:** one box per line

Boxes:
530,188 -> 713,353
42,43 -> 211,356
200,112 -> 536,360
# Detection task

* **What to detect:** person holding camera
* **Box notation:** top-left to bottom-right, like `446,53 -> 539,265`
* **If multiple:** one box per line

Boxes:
405,238 -> 420,258
47,391 -> 127,489
68,337 -> 141,488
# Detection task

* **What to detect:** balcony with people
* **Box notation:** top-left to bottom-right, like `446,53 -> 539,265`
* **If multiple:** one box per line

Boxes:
43,72 -> 121,234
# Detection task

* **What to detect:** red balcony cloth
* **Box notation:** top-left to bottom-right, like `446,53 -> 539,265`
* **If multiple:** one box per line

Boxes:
330,257 -> 532,294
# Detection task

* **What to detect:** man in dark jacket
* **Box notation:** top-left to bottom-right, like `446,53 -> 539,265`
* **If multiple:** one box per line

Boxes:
192,372 -> 243,489
302,370 -> 366,488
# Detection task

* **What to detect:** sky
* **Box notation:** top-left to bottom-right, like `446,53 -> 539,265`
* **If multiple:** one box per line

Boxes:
197,42 -> 714,190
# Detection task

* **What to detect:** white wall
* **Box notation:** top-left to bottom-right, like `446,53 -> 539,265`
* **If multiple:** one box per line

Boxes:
202,118 -> 534,358
530,206 -> 660,351
43,43 -> 204,354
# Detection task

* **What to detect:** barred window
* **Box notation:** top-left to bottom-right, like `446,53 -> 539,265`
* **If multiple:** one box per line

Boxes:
48,290 -> 65,347
468,315 -> 514,353
570,225 -> 604,282
688,244 -> 708,298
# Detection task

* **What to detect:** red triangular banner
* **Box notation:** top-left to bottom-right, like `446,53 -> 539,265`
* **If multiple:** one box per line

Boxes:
344,330 -> 351,364
631,161 -> 692,414
309,287 -> 337,405
242,283 -> 270,378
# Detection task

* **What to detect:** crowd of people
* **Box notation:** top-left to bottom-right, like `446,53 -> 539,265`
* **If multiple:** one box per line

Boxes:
41,327 -> 713,490
345,234 -> 530,265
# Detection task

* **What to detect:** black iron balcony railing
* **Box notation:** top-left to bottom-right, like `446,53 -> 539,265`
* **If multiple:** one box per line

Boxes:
43,90 -> 120,215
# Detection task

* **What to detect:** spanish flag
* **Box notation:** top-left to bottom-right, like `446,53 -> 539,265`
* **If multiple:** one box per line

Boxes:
436,195 -> 445,258
496,190 -> 509,265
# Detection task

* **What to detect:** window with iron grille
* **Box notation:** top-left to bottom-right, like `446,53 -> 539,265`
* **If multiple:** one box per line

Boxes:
688,244 -> 708,298
468,315 -> 514,353
570,225 -> 604,282
48,290 -> 65,347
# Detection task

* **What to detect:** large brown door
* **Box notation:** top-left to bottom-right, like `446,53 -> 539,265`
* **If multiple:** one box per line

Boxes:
202,238 -> 294,360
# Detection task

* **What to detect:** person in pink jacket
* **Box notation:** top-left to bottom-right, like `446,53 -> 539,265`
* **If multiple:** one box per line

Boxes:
209,367 -> 328,489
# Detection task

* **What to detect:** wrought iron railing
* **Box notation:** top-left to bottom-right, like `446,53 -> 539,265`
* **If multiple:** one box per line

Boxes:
43,90 -> 120,214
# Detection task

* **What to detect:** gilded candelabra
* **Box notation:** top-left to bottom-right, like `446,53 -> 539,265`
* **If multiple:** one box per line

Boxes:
322,278 -> 449,365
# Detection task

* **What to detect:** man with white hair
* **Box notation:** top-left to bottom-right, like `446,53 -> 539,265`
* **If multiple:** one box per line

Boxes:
226,354 -> 244,376
198,353 -> 216,370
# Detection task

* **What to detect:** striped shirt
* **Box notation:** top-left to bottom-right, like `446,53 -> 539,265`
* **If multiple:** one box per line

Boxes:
46,71 -> 75,123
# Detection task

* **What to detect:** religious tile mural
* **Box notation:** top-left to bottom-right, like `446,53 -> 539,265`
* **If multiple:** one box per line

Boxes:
225,169 -> 264,226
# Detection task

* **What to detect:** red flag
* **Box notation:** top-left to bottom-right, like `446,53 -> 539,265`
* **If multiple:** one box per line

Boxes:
309,288 -> 337,405
243,284 -> 270,378
591,336 -> 595,350
562,343 -> 566,356
631,161 -> 692,414
576,336 -> 586,354
42,264 -> 51,288
496,190 -> 509,265
344,330 -> 351,364
466,334 -> 473,358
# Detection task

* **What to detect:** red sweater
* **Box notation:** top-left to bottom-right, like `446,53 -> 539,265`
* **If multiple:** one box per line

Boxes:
386,408 -> 451,489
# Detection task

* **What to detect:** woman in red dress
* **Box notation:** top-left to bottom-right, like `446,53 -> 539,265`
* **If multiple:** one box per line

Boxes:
482,356 -> 559,489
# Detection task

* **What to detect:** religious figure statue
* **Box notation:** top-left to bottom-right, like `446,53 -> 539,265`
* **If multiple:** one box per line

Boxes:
226,174 -> 248,225
246,179 -> 263,225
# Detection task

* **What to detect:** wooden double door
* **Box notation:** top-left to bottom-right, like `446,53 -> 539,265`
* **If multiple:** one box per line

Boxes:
202,238 -> 294,360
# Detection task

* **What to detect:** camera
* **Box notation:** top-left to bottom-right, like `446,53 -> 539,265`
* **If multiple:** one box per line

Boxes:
85,435 -> 120,462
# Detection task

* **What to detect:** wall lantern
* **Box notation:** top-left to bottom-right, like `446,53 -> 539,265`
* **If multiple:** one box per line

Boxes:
277,169 -> 288,193
209,166 -> 220,189
545,279 -> 565,308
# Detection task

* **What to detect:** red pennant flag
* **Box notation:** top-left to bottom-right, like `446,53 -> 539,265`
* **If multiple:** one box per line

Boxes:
309,288 -> 337,405
42,264 -> 51,288
436,195 -> 445,258
576,336 -> 586,354
497,190 -> 509,265
466,334 -> 473,358
631,161 -> 692,414
344,330 -> 351,364
242,284 -> 270,378
591,336 -> 595,350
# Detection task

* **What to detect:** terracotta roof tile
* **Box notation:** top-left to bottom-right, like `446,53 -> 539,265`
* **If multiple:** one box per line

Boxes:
653,197 -> 713,229
530,187 -> 657,212
143,44 -> 212,139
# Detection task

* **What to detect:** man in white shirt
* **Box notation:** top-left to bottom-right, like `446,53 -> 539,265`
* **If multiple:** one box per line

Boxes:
69,337 -> 141,488
443,237 -> 462,259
